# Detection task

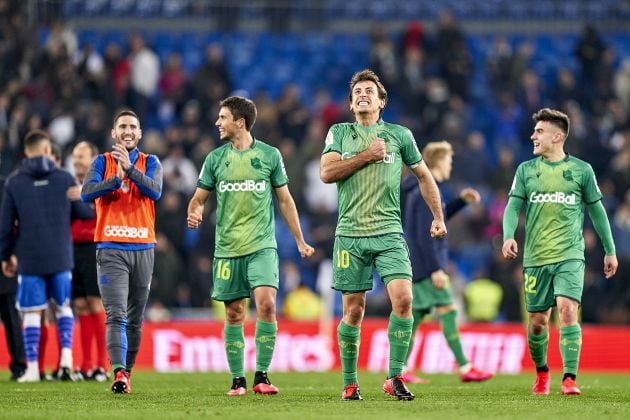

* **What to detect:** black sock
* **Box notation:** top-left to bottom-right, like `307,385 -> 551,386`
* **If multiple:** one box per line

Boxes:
563,373 -> 576,381
536,365 -> 549,373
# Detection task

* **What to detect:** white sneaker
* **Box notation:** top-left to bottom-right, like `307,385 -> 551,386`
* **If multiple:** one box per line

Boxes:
17,366 -> 41,383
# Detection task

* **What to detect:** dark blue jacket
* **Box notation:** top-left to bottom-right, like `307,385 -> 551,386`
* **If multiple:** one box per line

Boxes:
402,175 -> 467,281
0,156 -> 93,275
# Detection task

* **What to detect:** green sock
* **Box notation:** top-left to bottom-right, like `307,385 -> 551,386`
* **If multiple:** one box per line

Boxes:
255,320 -> 277,372
559,324 -> 582,376
224,324 -> 245,378
338,321 -> 360,386
388,313 -> 413,378
439,310 -> 468,367
527,329 -> 549,368
404,310 -> 425,366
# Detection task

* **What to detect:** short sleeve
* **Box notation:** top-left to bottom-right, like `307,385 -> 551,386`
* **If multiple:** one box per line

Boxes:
582,164 -> 602,204
271,148 -> 289,187
509,164 -> 526,199
322,126 -> 342,155
400,128 -> 422,167
197,153 -> 216,190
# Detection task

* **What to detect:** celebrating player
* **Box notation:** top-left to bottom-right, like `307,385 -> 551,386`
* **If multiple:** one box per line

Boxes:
187,96 -> 314,396
502,108 -> 618,395
401,141 -> 493,384
81,109 -> 163,393
320,69 -> 446,401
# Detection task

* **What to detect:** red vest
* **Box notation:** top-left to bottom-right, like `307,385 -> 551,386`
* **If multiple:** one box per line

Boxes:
94,152 -> 156,243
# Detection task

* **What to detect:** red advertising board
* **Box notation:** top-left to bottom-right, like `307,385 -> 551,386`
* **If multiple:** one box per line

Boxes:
2,320 -> 629,373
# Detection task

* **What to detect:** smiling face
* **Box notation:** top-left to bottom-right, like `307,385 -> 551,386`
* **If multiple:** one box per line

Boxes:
350,80 -> 385,118
215,106 -> 242,142
530,120 -> 564,158
112,114 -> 141,151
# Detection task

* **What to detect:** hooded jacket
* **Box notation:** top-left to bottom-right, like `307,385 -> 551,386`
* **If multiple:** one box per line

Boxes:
401,175 -> 467,281
0,156 -> 93,275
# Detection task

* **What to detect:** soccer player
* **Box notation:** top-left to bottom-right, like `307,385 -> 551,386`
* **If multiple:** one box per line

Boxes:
502,108 -> 618,395
320,69 -> 447,401
187,96 -> 314,396
70,141 -> 108,381
81,110 -> 163,394
401,141 -> 493,384
0,130 -> 92,382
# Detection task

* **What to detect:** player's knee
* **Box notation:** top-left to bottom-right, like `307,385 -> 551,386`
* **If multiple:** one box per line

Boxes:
529,323 -> 547,335
106,310 -> 128,326
392,294 -> 412,314
256,300 -> 276,320
345,304 -> 365,324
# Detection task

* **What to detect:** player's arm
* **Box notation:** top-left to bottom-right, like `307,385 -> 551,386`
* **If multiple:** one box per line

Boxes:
587,200 -> 618,278
0,185 -> 17,269
501,196 -> 523,259
319,138 -> 386,183
126,155 -> 163,201
187,187 -> 212,229
81,155 -> 121,201
410,161 -> 446,238
274,185 -> 314,258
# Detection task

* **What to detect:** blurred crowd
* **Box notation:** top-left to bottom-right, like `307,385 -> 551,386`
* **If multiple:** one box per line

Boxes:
0,3 -> 628,323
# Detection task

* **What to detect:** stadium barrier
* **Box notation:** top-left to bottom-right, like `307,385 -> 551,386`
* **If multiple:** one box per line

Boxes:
2,320 -> 629,373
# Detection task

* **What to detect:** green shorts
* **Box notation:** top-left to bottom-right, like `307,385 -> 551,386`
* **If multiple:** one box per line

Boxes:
412,276 -> 453,312
332,234 -> 412,293
523,259 -> 585,312
211,248 -> 279,302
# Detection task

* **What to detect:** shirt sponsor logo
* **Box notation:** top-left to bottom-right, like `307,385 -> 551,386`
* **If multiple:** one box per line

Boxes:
341,152 -> 395,164
104,225 -> 149,239
218,180 -> 266,192
529,191 -> 577,205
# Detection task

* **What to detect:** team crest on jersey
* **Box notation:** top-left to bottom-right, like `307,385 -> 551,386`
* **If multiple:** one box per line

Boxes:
563,170 -> 573,181
121,179 -> 130,193
251,157 -> 262,169
225,160 -> 231,167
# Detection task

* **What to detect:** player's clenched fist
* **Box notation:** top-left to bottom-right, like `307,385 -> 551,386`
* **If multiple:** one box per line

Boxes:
298,241 -> 315,259
430,219 -> 447,239
366,138 -> 387,162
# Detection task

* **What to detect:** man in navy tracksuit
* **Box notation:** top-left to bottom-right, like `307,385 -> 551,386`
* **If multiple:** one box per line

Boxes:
0,130 -> 93,382
401,141 -> 493,384
0,176 -> 26,381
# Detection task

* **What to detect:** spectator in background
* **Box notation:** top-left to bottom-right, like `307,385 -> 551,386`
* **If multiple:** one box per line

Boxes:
0,130 -> 91,382
575,25 -> 606,99
161,143 -> 199,195
70,141 -> 108,382
81,109 -> 163,394
401,141 -> 493,384
613,59 -> 630,115
193,43 -> 232,116
128,34 -> 159,121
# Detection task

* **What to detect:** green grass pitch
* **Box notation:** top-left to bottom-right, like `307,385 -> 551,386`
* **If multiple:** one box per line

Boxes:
1,371 -> 629,419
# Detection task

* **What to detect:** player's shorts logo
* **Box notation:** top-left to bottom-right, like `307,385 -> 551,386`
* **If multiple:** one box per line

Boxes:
529,191 -> 577,205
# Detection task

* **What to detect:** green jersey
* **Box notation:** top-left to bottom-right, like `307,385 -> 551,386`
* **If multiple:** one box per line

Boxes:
509,155 -> 602,267
322,120 -> 422,237
197,139 -> 288,258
